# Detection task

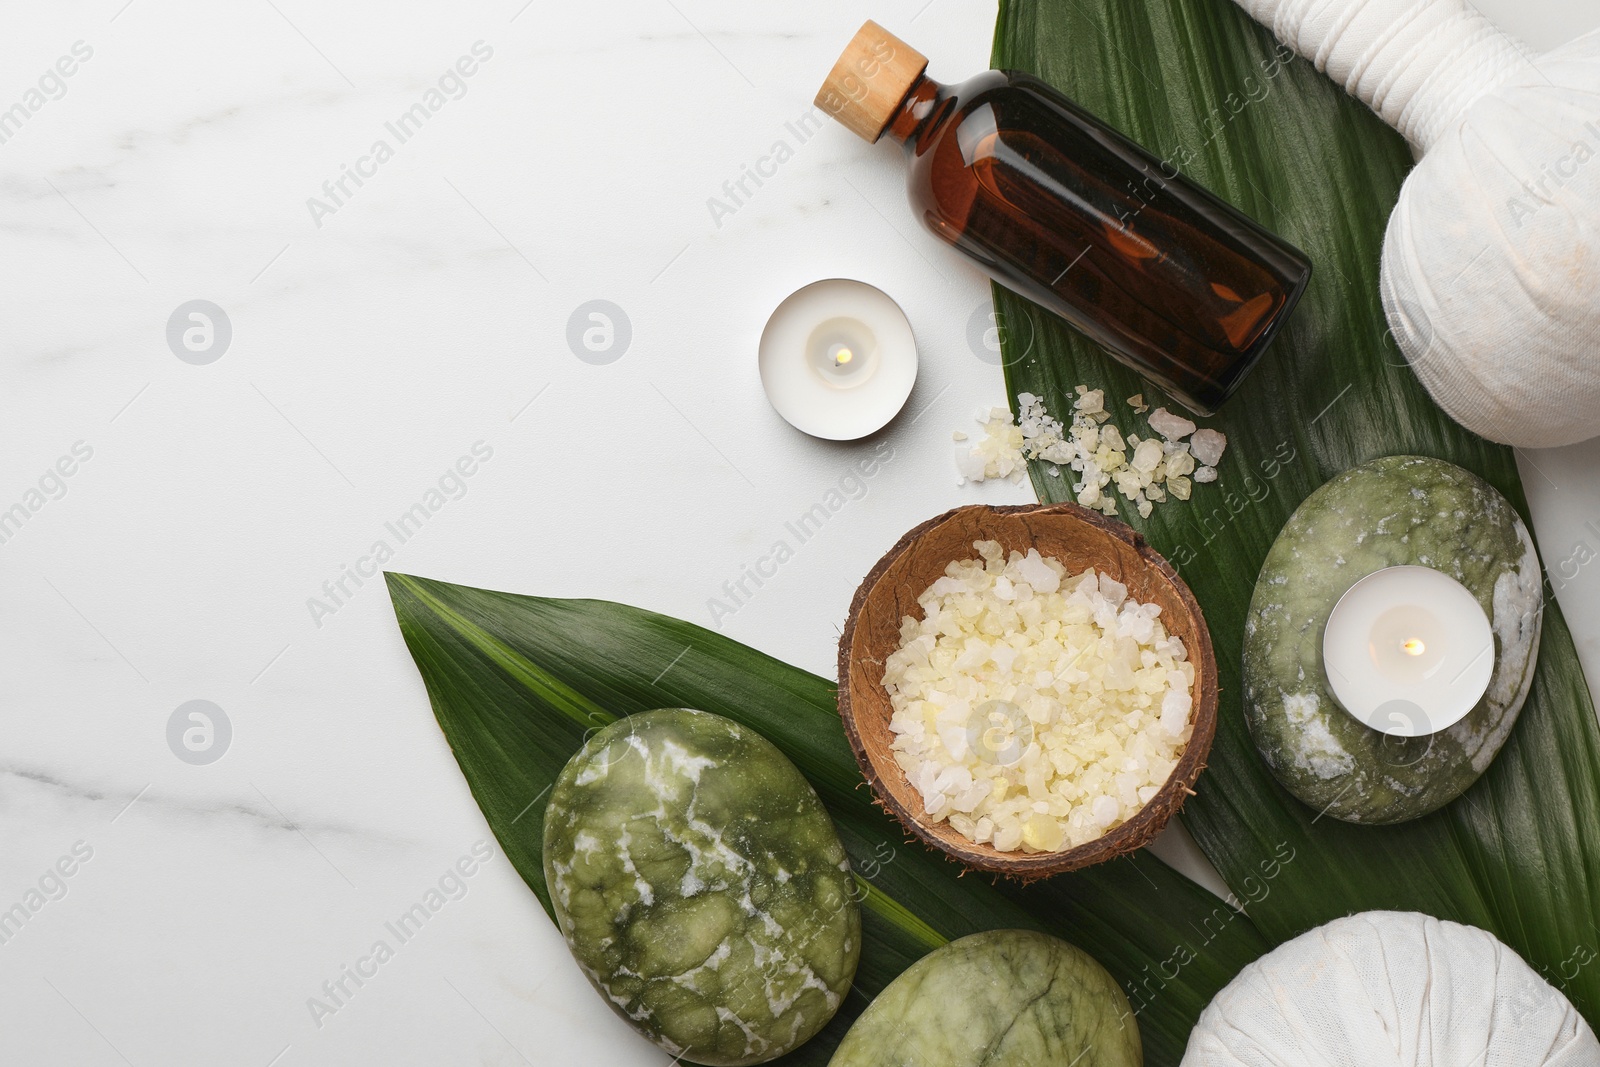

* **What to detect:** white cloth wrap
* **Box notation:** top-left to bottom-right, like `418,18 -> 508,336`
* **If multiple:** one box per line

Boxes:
1229,0 -> 1600,447
1182,911 -> 1600,1066
1230,0 -> 1534,150
1383,35 -> 1600,448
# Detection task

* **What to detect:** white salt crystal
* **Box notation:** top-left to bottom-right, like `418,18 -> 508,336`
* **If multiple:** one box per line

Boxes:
1190,428 -> 1227,467
1132,439 -> 1164,473
955,447 -> 987,484
1148,407 -> 1197,440
1097,573 -> 1128,607
1013,549 -> 1061,593
1091,795 -> 1121,828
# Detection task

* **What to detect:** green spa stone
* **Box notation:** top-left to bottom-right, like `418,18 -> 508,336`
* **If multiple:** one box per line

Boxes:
1243,456 -> 1542,824
829,929 -> 1140,1067
543,708 -> 859,1066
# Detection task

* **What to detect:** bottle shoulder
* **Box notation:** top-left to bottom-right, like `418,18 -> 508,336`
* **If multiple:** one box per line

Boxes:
915,70 -> 1073,146
947,69 -> 1053,107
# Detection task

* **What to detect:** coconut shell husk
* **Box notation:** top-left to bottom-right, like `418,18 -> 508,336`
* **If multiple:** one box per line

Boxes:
836,502 -> 1219,881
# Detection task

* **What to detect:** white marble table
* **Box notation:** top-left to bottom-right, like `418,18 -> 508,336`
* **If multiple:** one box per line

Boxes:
1,1 -> 1595,1063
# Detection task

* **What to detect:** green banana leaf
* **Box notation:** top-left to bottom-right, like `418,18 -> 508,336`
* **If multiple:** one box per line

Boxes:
386,571 -> 1269,1065
994,0 -> 1600,1025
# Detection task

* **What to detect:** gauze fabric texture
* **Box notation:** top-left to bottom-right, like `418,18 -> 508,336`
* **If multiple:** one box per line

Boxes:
1183,911 -> 1599,1066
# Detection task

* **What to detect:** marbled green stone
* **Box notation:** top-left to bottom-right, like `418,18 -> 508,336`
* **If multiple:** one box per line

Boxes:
829,930 -> 1140,1067
1243,456 -> 1542,824
543,708 -> 859,1066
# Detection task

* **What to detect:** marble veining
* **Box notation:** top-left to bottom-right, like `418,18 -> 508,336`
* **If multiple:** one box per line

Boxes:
0,0 -> 1593,1062
544,709 -> 857,1066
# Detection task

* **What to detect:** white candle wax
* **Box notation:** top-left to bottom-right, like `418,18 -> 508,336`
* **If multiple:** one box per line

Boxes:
1321,565 -> 1494,737
758,279 -> 917,440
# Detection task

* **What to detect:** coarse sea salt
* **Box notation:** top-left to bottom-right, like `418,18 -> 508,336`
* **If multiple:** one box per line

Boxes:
1191,428 -> 1227,467
883,541 -> 1195,854
955,392 -> 1227,521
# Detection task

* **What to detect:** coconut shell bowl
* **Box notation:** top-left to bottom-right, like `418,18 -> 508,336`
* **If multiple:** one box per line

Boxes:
837,503 -> 1219,879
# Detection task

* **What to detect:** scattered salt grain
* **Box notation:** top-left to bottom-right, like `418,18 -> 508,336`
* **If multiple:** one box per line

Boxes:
1131,439 -> 1164,473
1190,428 -> 1228,467
953,391 -> 1226,518
1147,407 -> 1197,440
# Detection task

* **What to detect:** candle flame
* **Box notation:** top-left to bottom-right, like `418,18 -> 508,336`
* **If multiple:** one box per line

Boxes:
1402,638 -> 1426,656
833,346 -> 853,366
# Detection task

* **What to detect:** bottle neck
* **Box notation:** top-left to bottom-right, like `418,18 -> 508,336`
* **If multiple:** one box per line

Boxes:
883,74 -> 942,146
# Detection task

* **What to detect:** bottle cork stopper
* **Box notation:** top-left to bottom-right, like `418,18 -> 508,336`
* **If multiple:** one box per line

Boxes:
815,21 -> 928,143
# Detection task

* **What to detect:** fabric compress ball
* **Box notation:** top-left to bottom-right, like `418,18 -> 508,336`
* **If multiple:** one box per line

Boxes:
1229,0 -> 1600,446
1384,32 -> 1600,447
1183,911 -> 1599,1066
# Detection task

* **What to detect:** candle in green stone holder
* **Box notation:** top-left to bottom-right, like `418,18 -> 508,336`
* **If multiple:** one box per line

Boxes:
1241,456 -> 1541,825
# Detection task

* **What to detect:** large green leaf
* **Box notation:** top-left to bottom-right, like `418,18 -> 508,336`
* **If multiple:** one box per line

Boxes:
995,0 -> 1600,1025
386,571 -> 1269,1065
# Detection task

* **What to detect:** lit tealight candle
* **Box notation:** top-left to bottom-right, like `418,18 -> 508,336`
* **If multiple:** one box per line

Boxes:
1321,565 -> 1495,737
759,279 -> 917,440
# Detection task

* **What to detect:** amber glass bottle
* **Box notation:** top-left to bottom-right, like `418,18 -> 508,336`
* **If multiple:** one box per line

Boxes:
817,22 -> 1311,415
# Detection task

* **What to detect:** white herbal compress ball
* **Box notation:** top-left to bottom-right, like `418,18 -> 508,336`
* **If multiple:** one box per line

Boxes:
1184,911 -> 1598,1065
1232,0 -> 1600,447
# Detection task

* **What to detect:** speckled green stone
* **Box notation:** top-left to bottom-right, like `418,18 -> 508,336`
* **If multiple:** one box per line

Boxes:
543,708 -> 859,1066
1243,456 -> 1542,824
829,930 -> 1140,1067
